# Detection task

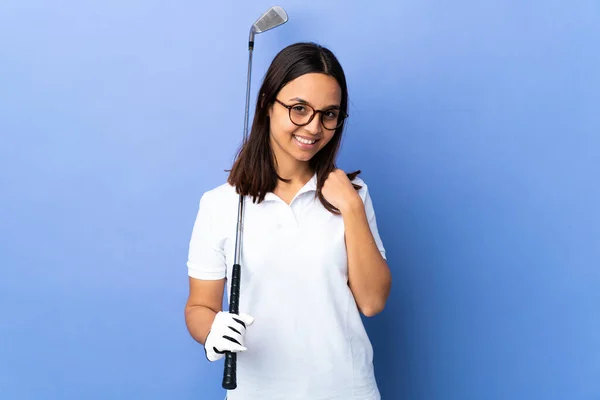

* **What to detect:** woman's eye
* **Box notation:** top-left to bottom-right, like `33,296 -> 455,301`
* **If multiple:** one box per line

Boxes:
292,105 -> 306,112
324,110 -> 339,119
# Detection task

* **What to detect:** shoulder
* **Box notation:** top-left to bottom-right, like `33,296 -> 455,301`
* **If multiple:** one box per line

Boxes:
350,175 -> 371,202
349,174 -> 383,222
351,175 -> 367,188
198,181 -> 240,212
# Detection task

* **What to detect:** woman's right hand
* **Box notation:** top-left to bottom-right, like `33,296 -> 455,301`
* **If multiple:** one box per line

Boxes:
204,311 -> 255,362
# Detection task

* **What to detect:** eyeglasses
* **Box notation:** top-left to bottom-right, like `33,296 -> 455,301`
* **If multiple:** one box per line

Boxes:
274,99 -> 347,130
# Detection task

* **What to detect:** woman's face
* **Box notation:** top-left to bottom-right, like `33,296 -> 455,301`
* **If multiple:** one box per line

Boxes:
268,73 -> 342,166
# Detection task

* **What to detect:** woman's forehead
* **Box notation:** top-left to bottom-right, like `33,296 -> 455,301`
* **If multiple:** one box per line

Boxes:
278,73 -> 342,106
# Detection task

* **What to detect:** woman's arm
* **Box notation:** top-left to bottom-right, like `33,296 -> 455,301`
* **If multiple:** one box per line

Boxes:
184,277 -> 225,344
341,197 -> 392,317
321,169 -> 392,317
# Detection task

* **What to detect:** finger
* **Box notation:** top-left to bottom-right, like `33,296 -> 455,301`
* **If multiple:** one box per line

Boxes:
220,313 -> 248,330
229,344 -> 248,353
222,331 -> 244,345
227,324 -> 243,336
236,313 -> 255,326
228,314 -> 254,329
214,334 -> 244,351
215,341 -> 248,353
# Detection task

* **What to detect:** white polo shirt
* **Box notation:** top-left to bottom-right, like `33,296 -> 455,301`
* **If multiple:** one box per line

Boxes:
187,174 -> 386,400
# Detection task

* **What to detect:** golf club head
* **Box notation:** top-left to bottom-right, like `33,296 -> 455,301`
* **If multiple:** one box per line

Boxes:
249,6 -> 288,42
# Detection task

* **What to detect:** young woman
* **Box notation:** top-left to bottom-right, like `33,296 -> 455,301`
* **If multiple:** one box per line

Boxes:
185,42 -> 391,400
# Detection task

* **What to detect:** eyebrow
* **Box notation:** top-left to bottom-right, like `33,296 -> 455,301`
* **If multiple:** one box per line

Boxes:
289,97 -> 340,109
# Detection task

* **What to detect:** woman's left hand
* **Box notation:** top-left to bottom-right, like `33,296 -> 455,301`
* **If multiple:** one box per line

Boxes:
321,169 -> 362,213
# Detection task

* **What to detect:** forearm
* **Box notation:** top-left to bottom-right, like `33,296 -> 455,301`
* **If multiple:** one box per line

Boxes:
341,197 -> 391,317
184,305 -> 218,345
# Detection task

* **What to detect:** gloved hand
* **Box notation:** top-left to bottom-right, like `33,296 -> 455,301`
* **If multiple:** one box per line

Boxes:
204,311 -> 255,362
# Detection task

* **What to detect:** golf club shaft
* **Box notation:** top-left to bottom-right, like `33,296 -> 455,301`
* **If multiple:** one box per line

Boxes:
222,36 -> 254,392
221,7 -> 287,390
243,40 -> 254,142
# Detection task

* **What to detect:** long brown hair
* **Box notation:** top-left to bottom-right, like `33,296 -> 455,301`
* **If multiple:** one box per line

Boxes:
227,42 -> 360,214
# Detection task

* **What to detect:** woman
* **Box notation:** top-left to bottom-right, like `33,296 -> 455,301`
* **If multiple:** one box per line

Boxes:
185,42 -> 391,400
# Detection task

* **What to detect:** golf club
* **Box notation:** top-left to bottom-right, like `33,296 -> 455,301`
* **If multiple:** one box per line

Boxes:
222,6 -> 288,391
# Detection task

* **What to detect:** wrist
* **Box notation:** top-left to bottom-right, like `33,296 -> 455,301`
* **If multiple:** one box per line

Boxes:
339,193 -> 363,215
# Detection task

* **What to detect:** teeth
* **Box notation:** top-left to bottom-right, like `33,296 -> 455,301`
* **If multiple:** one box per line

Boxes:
294,135 -> 316,145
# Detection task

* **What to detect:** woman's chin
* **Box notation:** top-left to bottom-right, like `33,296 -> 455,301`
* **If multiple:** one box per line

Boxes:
291,150 -> 317,163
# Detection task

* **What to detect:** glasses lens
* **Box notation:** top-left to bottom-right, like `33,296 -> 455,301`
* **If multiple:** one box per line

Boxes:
289,104 -> 314,126
321,109 -> 342,130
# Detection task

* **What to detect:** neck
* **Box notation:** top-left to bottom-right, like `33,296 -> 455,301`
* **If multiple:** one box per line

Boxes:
273,156 -> 314,186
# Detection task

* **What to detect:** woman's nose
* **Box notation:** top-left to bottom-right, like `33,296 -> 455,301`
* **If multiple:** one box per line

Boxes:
305,112 -> 323,135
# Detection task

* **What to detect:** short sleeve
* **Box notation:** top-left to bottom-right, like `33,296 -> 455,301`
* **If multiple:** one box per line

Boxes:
186,192 -> 227,280
360,183 -> 387,260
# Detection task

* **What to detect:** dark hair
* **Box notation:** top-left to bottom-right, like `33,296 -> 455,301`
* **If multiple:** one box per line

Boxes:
227,42 -> 360,214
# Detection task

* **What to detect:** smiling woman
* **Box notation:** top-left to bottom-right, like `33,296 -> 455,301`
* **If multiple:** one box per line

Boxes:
227,42 -> 355,210
269,73 -> 342,164
184,42 -> 391,400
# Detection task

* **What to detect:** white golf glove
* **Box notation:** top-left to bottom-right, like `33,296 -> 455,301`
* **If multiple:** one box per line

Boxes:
204,311 -> 255,362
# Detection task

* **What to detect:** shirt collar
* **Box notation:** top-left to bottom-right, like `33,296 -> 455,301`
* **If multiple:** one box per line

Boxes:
263,173 -> 317,203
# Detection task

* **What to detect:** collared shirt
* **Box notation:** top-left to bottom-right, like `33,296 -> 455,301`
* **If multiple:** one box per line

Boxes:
187,174 -> 386,400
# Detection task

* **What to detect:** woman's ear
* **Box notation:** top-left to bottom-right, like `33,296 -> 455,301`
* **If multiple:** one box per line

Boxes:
262,93 -> 273,117
260,92 -> 267,109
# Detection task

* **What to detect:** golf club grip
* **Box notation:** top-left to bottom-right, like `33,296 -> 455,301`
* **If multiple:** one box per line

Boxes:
222,263 -> 241,390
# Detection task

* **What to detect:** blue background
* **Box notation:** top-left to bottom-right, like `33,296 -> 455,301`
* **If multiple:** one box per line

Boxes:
1,0 -> 599,399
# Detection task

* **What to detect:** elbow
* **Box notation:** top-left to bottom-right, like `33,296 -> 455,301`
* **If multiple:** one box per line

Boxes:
357,284 -> 391,318
359,300 -> 387,317
353,268 -> 392,317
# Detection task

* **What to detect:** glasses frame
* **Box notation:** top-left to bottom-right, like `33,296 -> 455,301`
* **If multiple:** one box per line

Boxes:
274,99 -> 348,130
